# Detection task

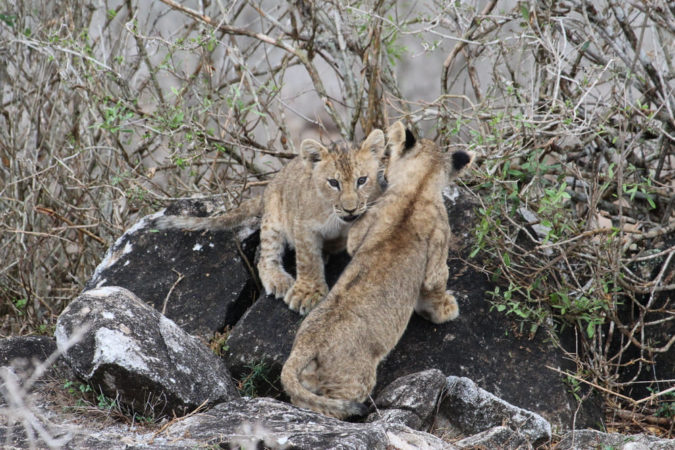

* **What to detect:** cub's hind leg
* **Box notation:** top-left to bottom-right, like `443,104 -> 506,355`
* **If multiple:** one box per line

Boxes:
257,198 -> 294,299
417,287 -> 459,323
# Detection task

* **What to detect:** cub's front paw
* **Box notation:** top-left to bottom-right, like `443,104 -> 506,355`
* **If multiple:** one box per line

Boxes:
284,280 -> 329,315
260,269 -> 294,299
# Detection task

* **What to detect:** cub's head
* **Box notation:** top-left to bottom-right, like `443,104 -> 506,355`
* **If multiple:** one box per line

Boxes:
300,129 -> 386,222
385,120 -> 474,182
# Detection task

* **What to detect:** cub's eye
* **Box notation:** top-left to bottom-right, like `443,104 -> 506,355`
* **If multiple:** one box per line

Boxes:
328,179 -> 340,189
357,176 -> 368,186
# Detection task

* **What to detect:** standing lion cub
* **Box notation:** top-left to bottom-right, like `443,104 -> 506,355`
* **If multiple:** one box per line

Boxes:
155,130 -> 386,314
281,121 -> 474,419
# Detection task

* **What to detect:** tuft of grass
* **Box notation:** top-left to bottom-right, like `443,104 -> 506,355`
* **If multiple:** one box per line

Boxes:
236,361 -> 279,398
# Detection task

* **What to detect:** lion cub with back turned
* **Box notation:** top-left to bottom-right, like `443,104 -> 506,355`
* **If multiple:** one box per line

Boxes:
281,121 -> 474,419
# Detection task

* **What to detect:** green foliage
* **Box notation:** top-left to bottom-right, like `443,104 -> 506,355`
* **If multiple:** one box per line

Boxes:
96,392 -> 118,410
92,99 -> 135,134
12,298 -> 27,315
209,330 -> 231,356
564,374 -> 583,402
237,362 -> 278,398
647,387 -> 675,418
62,379 -> 156,424
469,136 -> 615,338
63,380 -> 93,407
0,13 -> 16,27
383,26 -> 407,65
489,283 -> 546,335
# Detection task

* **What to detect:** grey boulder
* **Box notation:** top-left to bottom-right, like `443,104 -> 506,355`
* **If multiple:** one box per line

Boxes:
367,368 -> 447,431
556,429 -> 675,450
437,375 -> 552,446
454,426 -> 531,449
54,286 -> 239,417
162,396 -> 455,449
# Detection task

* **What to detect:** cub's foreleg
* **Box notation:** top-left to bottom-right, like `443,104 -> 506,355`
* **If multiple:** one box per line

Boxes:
258,200 -> 294,299
284,227 -> 328,315
416,226 -> 459,323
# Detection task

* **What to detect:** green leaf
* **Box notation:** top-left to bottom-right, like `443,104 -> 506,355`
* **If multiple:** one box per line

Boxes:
13,298 -> 27,309
586,322 -> 595,338
0,14 -> 16,27
520,5 -> 530,21
514,308 -> 529,318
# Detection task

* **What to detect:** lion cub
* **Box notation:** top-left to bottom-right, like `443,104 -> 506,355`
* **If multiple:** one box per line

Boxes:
280,121 -> 474,419
155,130 -> 386,314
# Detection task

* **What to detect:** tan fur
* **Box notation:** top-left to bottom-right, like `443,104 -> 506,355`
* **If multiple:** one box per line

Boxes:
280,121 -> 474,419
155,130 -> 386,314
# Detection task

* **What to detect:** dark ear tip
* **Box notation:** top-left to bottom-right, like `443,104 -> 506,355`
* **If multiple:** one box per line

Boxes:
404,128 -> 416,149
451,151 -> 471,171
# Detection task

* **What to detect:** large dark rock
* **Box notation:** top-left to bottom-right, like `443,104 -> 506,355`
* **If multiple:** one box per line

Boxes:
224,187 -> 602,430
0,335 -> 75,386
224,294 -> 298,397
224,250 -> 350,396
55,286 -> 239,417
0,335 -> 56,370
85,197 -> 259,336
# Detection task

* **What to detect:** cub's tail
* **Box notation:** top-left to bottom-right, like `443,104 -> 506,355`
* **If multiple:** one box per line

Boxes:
280,347 -> 368,420
153,196 -> 263,232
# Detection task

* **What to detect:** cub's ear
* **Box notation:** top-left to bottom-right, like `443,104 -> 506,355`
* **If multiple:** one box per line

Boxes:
386,120 -> 406,153
386,121 -> 416,160
447,150 -> 475,180
360,128 -> 385,158
300,139 -> 329,163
